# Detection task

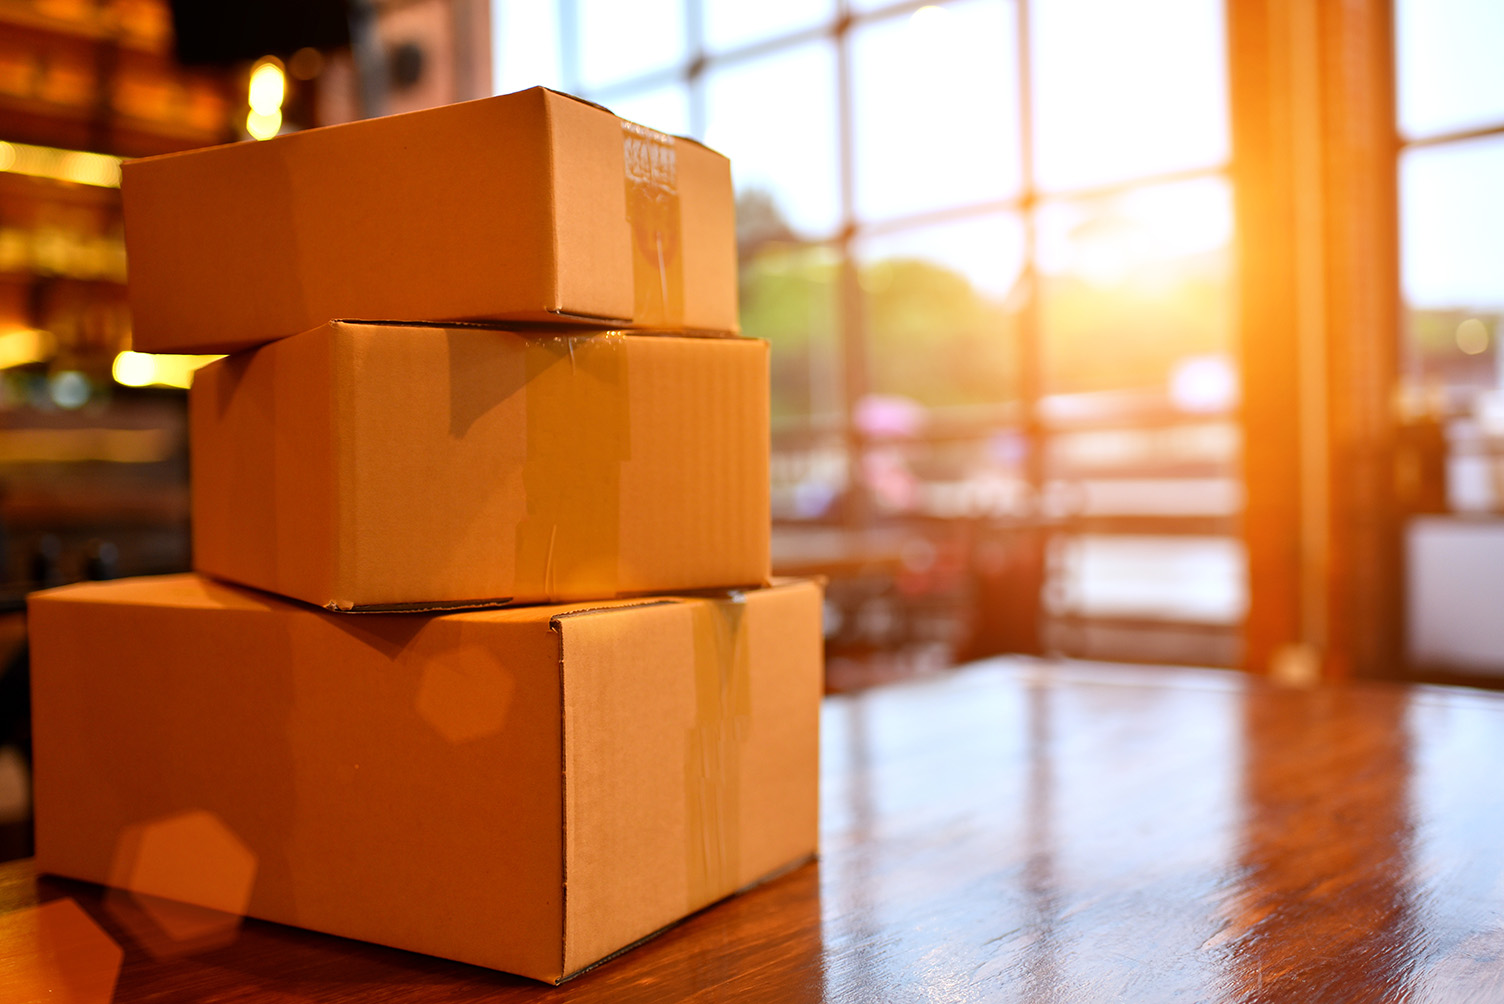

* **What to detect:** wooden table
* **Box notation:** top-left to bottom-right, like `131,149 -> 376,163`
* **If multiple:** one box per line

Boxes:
5,659 -> 1504,1002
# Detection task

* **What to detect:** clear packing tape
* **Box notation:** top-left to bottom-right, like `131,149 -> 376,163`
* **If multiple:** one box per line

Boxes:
514,334 -> 629,602
622,122 -> 685,329
685,595 -> 751,910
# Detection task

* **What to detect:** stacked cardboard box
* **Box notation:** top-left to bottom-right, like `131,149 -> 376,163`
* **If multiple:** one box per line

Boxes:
27,88 -> 821,984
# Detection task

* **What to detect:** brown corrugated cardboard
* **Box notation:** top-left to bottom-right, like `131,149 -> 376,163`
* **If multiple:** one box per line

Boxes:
29,573 -> 822,984
122,87 -> 738,354
190,321 -> 770,612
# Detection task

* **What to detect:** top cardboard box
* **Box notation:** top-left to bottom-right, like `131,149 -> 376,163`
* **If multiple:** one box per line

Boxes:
122,87 -> 738,355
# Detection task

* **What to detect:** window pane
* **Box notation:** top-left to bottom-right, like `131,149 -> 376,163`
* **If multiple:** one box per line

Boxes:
1049,534 -> 1245,623
1400,139 -> 1504,513
705,43 -> 840,239
742,243 -> 842,425
1037,177 -> 1234,396
577,0 -> 686,92
847,217 -> 1026,521
602,84 -> 690,137
1031,0 -> 1227,192
704,0 -> 836,54
1397,0 -> 1504,139
492,0 -> 564,94
742,243 -> 842,522
857,214 -> 1025,409
1401,138 -> 1504,320
852,0 -> 1021,222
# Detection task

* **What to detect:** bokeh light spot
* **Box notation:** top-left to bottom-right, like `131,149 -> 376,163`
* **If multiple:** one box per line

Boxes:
1456,317 -> 1490,355
109,809 -> 257,918
289,47 -> 325,80
416,649 -> 516,744
111,350 -> 222,389
1170,354 -> 1238,413
48,370 -> 90,409
0,897 -> 122,1003
248,60 -> 286,116
246,108 -> 283,141
102,887 -> 244,960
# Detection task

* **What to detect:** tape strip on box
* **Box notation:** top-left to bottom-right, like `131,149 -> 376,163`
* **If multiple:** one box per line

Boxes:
514,334 -> 630,601
685,594 -> 751,910
622,123 -> 685,329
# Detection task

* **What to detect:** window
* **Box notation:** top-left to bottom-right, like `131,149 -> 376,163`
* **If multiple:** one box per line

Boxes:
1397,0 -> 1504,514
493,0 -> 1236,666
1396,0 -> 1504,677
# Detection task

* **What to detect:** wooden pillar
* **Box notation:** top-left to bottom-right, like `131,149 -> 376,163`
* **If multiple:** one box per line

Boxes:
1229,0 -> 1403,680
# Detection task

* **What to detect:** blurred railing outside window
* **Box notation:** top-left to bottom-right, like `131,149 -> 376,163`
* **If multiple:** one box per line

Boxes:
493,0 -> 1239,668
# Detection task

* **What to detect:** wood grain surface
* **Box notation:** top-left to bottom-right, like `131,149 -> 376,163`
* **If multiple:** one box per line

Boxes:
4,658 -> 1504,1002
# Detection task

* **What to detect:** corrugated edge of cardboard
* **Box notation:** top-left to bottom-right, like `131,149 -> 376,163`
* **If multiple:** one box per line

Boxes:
325,318 -> 742,339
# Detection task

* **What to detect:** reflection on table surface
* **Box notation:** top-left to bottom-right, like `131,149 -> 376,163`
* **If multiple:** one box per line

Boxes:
3,658 -> 1503,1002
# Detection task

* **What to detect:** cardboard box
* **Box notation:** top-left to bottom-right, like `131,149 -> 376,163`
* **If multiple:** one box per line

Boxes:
29,573 -> 822,984
123,87 -> 738,355
190,321 -> 770,611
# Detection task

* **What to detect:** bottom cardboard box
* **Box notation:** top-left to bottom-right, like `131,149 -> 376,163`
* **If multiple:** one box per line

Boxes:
28,573 -> 822,983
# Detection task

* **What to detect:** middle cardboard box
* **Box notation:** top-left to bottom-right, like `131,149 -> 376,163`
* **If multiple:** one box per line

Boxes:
192,321 -> 770,612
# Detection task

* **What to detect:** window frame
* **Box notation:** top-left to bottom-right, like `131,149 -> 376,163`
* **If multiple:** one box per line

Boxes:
553,0 -> 1245,663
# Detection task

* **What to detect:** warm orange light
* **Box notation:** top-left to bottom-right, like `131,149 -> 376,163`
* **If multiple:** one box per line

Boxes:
0,428 -> 174,463
247,58 -> 286,141
248,59 -> 286,115
0,141 -> 121,188
0,327 -> 55,368
1069,181 -> 1231,286
246,109 -> 282,141
112,350 -> 223,389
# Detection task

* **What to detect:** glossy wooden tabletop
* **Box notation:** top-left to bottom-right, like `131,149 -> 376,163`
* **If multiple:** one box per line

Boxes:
5,659 -> 1504,1002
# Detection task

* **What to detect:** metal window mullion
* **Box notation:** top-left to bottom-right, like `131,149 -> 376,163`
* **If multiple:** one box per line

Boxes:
686,0 -> 707,139
1014,0 -> 1050,656
558,0 -> 581,95
835,1 -> 873,529
1016,0 -> 1043,493
1397,119 -> 1504,151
